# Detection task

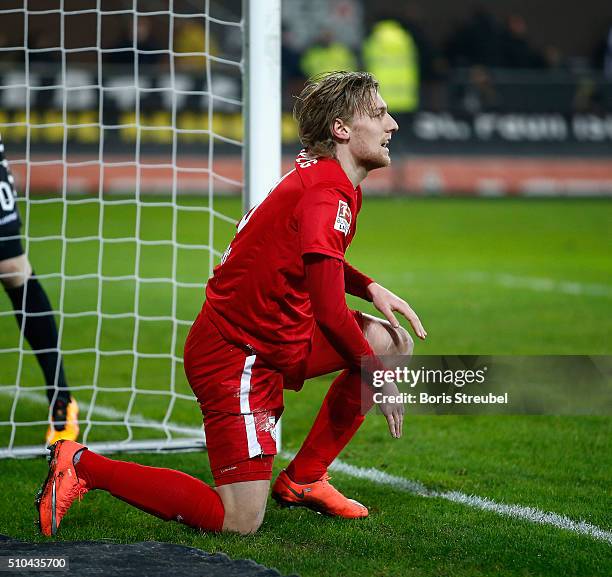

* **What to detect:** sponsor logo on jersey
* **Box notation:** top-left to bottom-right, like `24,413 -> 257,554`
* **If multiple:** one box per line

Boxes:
334,200 -> 352,235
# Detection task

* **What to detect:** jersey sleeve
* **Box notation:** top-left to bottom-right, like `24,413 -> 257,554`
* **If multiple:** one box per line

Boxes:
344,261 -> 374,301
304,254 -> 375,370
297,185 -> 352,260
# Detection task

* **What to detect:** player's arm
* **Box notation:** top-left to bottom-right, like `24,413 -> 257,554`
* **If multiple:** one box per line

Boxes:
305,253 -> 373,369
305,253 -> 404,438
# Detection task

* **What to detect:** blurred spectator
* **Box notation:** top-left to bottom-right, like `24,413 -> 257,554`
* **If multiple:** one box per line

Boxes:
573,76 -> 603,112
543,45 -> 567,71
282,25 -> 305,106
501,14 -> 546,69
591,22 -> 612,78
393,5 -> 447,110
603,28 -> 612,79
363,20 -> 419,112
459,65 -> 500,113
300,30 -> 357,79
173,19 -> 219,72
445,7 -> 504,68
395,5 -> 437,82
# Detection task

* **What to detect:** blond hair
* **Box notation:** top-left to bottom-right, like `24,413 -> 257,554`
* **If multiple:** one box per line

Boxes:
293,71 -> 379,158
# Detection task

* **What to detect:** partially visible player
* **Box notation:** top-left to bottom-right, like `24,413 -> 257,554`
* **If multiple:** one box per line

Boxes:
36,72 -> 426,536
0,135 -> 79,445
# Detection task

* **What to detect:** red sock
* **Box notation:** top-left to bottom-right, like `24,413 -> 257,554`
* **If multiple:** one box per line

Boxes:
75,450 -> 224,532
287,369 -> 371,484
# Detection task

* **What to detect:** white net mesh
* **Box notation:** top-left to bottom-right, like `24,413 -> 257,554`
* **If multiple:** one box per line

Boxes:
0,0 -> 248,457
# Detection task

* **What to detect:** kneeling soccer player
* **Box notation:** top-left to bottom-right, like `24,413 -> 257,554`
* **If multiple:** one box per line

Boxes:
0,135 -> 79,445
37,71 -> 426,536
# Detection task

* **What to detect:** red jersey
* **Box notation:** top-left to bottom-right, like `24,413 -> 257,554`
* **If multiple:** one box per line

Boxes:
204,151 -> 363,373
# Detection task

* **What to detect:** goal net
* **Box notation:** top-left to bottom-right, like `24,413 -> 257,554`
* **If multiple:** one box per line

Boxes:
0,0 -> 280,457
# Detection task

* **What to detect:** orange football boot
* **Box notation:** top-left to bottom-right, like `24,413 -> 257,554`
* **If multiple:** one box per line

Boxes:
36,440 -> 89,536
272,469 -> 368,518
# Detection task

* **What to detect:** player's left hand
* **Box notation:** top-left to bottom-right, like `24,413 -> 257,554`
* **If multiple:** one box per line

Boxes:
367,282 -> 427,340
375,379 -> 405,438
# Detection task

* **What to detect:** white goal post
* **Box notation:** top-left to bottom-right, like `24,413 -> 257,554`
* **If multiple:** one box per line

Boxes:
243,0 -> 282,448
0,0 -> 281,458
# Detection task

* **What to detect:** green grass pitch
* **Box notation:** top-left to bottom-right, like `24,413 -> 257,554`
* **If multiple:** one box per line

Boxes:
0,196 -> 611,576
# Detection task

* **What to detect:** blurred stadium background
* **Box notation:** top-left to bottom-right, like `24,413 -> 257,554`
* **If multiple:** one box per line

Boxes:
0,0 -> 611,196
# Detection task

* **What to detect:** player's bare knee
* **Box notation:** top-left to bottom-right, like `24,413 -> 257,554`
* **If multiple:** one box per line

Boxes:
395,326 -> 413,357
381,324 -> 413,356
363,314 -> 413,357
0,255 -> 32,289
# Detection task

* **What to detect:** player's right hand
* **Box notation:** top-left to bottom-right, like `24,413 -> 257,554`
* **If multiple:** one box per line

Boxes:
367,283 -> 427,340
375,380 -> 405,438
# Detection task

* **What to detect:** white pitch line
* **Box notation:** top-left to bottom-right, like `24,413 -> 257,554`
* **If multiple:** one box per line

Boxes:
462,271 -> 612,298
319,457 -> 612,546
380,271 -> 612,298
380,270 -> 612,298
3,389 -> 611,545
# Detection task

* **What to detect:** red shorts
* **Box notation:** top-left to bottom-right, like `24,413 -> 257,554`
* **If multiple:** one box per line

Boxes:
184,308 -> 363,486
